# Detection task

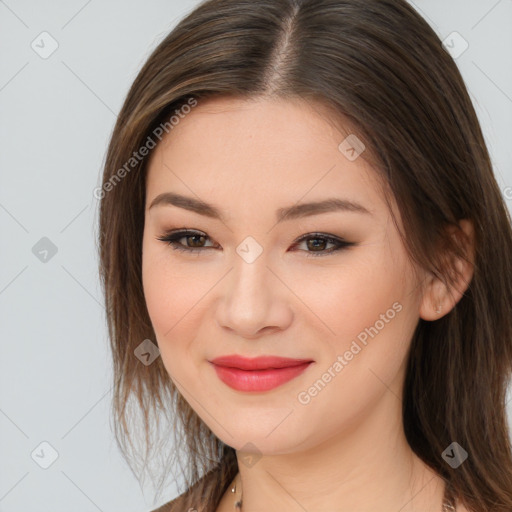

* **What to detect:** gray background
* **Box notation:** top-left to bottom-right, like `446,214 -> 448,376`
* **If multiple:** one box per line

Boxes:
0,1 -> 511,511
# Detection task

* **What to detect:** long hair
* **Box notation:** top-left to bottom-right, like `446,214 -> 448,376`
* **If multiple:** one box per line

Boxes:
96,1 -> 512,510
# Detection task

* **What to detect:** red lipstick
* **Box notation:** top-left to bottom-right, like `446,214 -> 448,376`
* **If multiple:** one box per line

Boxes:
209,355 -> 314,392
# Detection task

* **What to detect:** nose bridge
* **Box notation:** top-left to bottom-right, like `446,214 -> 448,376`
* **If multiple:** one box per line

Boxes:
216,243 -> 292,337
231,233 -> 271,292
227,247 -> 272,316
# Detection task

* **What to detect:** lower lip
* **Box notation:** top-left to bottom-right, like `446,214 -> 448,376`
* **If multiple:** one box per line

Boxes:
210,362 -> 313,392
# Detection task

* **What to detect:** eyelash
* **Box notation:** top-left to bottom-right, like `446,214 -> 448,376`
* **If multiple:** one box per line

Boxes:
156,229 -> 354,257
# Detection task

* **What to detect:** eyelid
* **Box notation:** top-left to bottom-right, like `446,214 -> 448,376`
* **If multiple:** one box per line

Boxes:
156,228 -> 355,257
157,229 -> 216,249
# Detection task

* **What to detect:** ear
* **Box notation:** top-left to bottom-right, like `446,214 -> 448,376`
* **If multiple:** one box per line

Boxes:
419,219 -> 475,321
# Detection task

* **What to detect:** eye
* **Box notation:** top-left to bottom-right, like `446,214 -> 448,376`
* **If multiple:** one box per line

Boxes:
156,229 -> 354,257
291,232 -> 354,257
156,230 -> 217,254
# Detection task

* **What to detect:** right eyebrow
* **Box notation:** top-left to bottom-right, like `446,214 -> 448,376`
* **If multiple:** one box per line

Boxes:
148,192 -> 373,224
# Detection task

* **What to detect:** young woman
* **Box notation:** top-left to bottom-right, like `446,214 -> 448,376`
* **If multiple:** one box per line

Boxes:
97,1 -> 512,511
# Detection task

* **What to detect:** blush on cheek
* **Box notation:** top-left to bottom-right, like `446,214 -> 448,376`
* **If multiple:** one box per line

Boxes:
143,269 -> 207,355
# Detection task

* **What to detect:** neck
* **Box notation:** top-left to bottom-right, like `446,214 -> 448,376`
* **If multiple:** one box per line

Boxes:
234,387 -> 447,512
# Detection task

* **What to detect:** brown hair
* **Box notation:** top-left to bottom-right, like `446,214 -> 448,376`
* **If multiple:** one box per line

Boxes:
97,0 -> 512,510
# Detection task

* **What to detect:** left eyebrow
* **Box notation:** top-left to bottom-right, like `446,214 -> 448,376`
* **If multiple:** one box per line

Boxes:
276,197 -> 372,222
148,192 -> 373,223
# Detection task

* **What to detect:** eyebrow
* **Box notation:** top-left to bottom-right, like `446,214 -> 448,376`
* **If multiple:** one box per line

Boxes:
148,192 -> 372,223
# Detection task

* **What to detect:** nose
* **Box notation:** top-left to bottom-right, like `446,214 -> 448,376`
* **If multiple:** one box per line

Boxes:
215,255 -> 293,339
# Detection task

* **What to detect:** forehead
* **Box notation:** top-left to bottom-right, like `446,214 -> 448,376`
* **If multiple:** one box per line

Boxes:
145,96 -> 387,217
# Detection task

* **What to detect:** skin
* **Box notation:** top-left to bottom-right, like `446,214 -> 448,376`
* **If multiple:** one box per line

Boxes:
142,96 -> 473,511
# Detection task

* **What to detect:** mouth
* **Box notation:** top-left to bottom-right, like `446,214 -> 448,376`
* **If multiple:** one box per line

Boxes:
208,355 -> 314,392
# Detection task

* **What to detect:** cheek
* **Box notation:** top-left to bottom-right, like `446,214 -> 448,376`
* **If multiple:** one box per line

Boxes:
292,262 -> 417,441
308,245 -> 417,380
142,228 -> 202,326
141,239 -> 200,367
141,238 -> 228,385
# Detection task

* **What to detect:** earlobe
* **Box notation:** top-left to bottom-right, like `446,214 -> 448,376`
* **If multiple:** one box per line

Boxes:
419,219 -> 475,321
419,276 -> 449,321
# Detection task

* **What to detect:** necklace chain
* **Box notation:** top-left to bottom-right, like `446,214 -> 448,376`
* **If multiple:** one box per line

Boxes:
230,475 -> 456,511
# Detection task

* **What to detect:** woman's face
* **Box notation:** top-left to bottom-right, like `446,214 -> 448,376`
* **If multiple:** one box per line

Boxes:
142,96 -> 426,454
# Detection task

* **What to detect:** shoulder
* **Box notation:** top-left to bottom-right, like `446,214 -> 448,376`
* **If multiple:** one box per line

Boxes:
454,502 -> 470,512
147,464 -> 225,512
147,495 -> 181,512
145,481 -> 198,512
147,501 -> 173,512
147,487 -> 199,512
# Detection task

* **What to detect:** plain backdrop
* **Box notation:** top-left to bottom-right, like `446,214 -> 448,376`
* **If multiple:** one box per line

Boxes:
0,1 -> 511,511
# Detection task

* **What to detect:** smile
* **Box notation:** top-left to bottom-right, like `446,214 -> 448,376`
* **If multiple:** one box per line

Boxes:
208,355 -> 314,392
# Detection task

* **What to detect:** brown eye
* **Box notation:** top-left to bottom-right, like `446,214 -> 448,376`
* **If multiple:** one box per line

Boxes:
184,234 -> 207,248
292,233 -> 354,257
156,230 -> 216,253
305,237 -> 329,251
156,230 -> 354,257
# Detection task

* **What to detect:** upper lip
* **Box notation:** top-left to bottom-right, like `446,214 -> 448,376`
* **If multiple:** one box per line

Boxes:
209,355 -> 314,370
